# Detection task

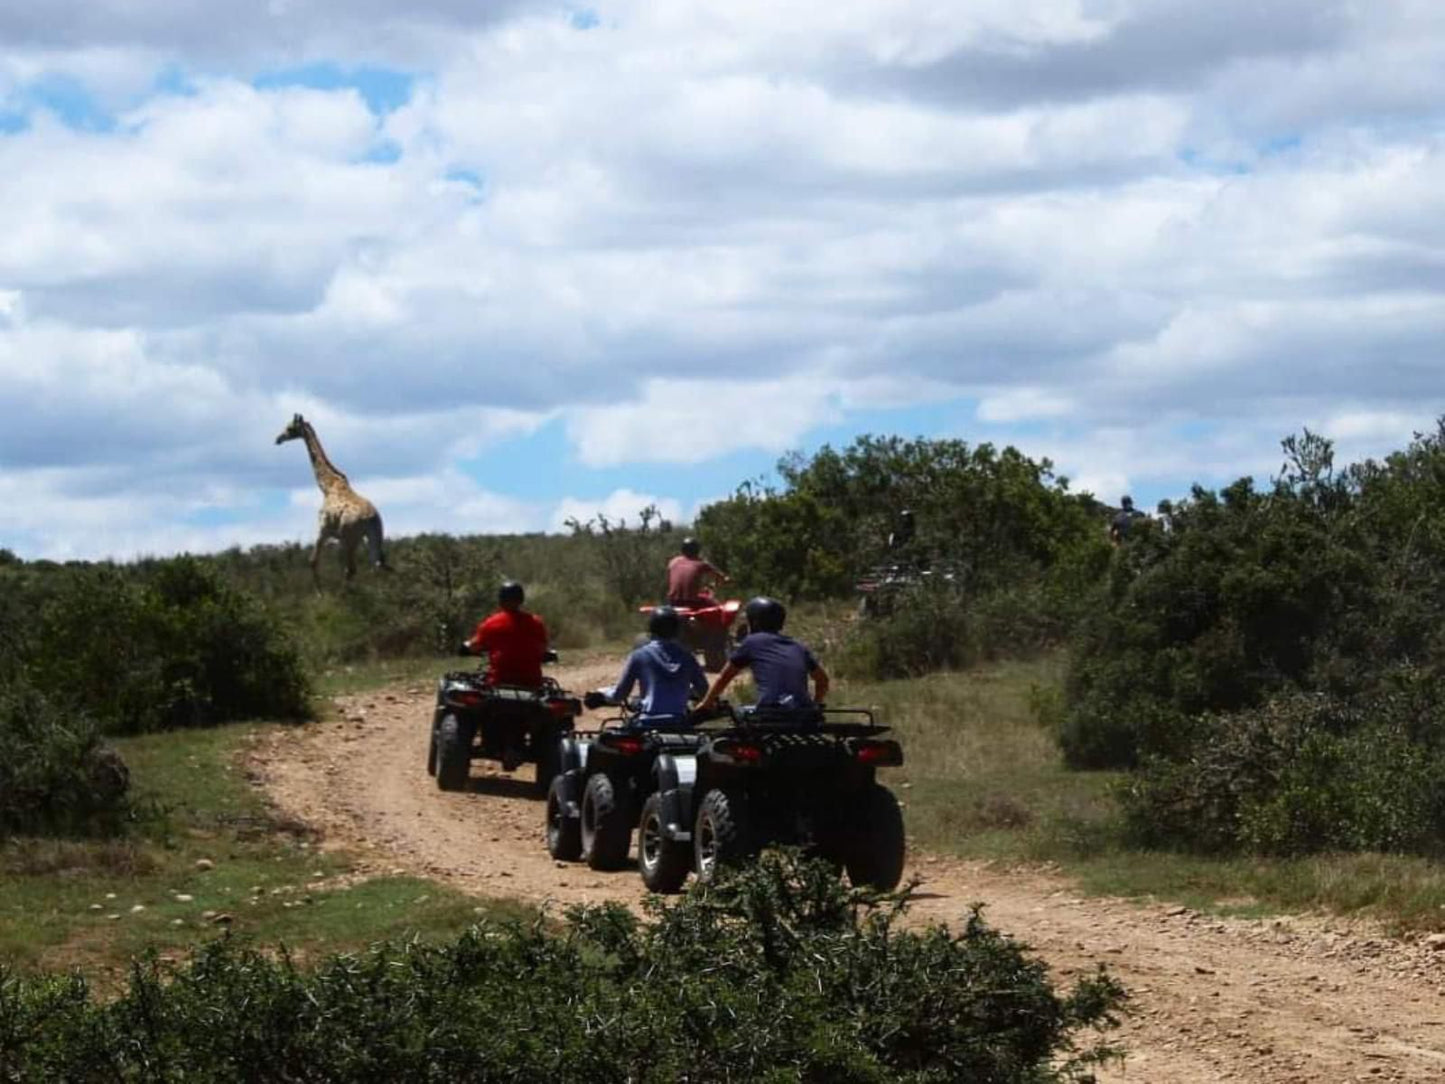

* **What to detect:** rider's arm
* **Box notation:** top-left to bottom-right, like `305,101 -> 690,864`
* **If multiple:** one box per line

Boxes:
810,663 -> 830,706
687,656 -> 710,700
697,661 -> 741,711
609,653 -> 640,704
704,560 -> 730,583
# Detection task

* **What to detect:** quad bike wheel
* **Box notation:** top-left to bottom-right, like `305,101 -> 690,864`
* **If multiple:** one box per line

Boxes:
546,774 -> 582,861
638,793 -> 691,894
426,730 -> 438,777
581,772 -> 631,870
694,787 -> 752,883
843,783 -> 906,891
435,713 -> 474,792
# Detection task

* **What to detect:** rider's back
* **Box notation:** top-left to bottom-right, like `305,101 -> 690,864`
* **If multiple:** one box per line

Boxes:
474,609 -> 548,687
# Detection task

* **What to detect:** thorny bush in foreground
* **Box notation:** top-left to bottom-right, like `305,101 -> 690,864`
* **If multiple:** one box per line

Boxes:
0,855 -> 1125,1083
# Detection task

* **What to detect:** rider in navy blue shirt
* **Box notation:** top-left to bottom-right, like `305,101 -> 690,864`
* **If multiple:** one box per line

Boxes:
697,597 -> 829,712
607,605 -> 708,724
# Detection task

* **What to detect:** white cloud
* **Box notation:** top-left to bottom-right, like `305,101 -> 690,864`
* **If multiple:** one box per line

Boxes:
1,1 -> 1444,556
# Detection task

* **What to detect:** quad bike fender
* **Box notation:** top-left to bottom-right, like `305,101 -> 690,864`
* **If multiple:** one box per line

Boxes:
553,768 -> 583,820
559,737 -> 590,775
654,783 -> 695,843
653,752 -> 696,793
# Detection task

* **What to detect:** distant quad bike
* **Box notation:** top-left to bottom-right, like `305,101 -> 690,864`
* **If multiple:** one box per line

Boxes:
854,560 -> 965,618
652,703 -> 907,894
427,648 -> 582,795
638,590 -> 741,671
546,692 -> 711,893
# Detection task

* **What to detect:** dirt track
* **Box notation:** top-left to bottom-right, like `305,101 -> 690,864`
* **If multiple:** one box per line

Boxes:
252,660 -> 1445,1083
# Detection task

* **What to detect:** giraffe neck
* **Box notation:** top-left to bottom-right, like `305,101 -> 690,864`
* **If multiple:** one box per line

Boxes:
301,423 -> 350,494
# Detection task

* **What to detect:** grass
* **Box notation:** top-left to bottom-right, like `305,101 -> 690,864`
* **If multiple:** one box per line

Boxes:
834,653 -> 1445,931
0,723 -> 529,980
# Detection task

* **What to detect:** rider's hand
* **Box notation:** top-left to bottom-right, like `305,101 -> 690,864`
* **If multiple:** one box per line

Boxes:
456,641 -> 473,657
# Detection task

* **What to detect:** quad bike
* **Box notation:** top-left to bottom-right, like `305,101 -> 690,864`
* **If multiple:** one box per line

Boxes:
545,692 -> 715,893
854,560 -> 965,618
427,648 -> 582,795
638,590 -> 741,671
651,703 -> 907,893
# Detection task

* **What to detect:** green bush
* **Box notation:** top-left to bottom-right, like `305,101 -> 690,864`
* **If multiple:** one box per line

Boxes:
2,557 -> 310,735
0,856 -> 1125,1083
1120,690 -> 1445,856
0,680 -> 129,835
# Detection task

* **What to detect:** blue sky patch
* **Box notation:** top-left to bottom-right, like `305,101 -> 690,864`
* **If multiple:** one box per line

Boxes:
254,63 -> 414,115
570,8 -> 600,30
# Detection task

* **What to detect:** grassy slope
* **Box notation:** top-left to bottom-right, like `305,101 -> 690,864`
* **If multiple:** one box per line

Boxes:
837,654 -> 1445,931
0,720 -> 529,979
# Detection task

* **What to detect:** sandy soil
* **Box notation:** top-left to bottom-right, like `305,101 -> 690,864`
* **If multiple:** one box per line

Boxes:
251,660 -> 1445,1083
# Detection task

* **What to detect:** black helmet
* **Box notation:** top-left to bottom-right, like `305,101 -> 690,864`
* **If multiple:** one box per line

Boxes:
1121,495 -> 1134,510
648,605 -> 681,639
680,536 -> 701,558
498,580 -> 525,607
744,596 -> 786,634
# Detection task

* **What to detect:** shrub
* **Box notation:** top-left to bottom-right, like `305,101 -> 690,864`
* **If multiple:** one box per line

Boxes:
22,558 -> 311,734
0,680 -> 129,835
1120,691 -> 1445,856
0,856 -> 1125,1083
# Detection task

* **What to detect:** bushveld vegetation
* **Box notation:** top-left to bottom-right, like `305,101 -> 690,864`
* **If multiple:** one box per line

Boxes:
0,856 -> 1125,1084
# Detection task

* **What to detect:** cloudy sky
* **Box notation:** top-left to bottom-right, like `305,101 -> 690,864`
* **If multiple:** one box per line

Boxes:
2,1 -> 1443,559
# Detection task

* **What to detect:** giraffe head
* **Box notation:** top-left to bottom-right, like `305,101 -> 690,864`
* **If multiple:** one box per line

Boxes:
275,413 -> 308,445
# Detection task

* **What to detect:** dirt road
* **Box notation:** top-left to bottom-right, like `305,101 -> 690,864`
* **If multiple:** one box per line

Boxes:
253,661 -> 1445,1083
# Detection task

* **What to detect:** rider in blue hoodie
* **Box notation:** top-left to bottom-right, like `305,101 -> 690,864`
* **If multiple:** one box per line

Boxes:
606,605 -> 709,725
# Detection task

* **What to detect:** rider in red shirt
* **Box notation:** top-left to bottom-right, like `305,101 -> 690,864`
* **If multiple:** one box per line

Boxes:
666,537 -> 729,607
463,581 -> 549,687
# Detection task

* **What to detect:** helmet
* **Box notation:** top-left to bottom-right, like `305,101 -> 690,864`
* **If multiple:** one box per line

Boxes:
497,580 -> 525,607
648,605 -> 681,639
680,536 -> 701,558
1120,495 -> 1134,510
744,596 -> 786,634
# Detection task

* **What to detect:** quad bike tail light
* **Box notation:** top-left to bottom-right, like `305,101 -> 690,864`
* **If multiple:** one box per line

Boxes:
714,739 -> 763,764
601,733 -> 646,756
547,697 -> 581,718
449,689 -> 485,708
853,740 -> 903,767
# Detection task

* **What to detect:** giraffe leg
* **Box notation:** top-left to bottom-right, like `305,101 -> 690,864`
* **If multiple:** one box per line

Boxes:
344,539 -> 358,581
310,534 -> 326,591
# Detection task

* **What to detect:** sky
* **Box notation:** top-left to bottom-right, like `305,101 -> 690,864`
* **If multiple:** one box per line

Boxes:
2,1 -> 1444,560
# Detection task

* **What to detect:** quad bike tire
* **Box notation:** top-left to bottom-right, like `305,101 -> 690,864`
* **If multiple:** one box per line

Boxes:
534,733 -> 563,797
694,787 -> 752,883
435,713 -> 474,792
581,772 -> 631,870
426,730 -> 438,776
546,774 -> 582,861
638,792 -> 691,894
843,783 -> 906,891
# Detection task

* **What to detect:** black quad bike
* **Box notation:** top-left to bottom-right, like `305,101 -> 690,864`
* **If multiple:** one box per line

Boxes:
427,648 -> 582,795
546,693 -> 713,892
653,704 -> 907,893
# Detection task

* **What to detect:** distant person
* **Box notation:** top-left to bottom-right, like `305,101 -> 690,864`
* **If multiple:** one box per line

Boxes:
887,508 -> 916,553
602,605 -> 708,725
1108,495 -> 1141,546
697,597 -> 829,712
1156,499 -> 1175,536
666,537 -> 730,607
461,581 -> 549,689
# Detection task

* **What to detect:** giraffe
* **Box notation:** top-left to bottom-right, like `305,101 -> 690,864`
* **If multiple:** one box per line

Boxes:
275,413 -> 389,588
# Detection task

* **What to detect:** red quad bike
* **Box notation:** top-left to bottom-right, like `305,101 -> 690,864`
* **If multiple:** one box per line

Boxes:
638,590 -> 741,672
427,648 -> 582,795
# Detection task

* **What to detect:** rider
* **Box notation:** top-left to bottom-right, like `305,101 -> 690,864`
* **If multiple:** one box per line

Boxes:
1108,495 -> 1140,546
696,596 -> 829,713
601,605 -> 709,725
666,537 -> 729,608
461,581 -> 549,688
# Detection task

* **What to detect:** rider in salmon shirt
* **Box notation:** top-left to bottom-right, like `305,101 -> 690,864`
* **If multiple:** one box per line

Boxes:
666,537 -> 730,608
462,581 -> 549,687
